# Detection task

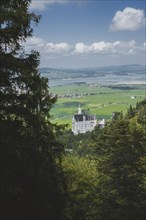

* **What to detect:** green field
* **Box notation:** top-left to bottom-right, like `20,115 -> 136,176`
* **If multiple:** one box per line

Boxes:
50,84 -> 145,127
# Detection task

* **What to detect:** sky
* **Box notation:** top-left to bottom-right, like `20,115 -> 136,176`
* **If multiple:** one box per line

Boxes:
25,0 -> 146,68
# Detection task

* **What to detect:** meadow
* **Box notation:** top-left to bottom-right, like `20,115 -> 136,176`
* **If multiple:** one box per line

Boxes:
50,83 -> 145,127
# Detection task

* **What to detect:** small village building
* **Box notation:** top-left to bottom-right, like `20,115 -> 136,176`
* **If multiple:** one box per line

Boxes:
72,105 -> 97,135
98,119 -> 105,128
131,95 -> 136,99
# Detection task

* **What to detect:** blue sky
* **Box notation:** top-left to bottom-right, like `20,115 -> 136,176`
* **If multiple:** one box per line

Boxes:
25,0 -> 146,68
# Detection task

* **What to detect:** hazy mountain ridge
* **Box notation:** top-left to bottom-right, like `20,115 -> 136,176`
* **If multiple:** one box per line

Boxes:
40,64 -> 145,80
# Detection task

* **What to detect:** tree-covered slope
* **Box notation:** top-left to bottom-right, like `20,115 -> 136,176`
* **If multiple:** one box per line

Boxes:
0,1 -> 65,219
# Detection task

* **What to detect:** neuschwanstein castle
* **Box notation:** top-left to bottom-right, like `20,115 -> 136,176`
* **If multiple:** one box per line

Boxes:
72,105 -> 97,135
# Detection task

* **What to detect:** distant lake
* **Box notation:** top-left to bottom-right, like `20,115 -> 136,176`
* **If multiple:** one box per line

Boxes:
46,73 -> 145,87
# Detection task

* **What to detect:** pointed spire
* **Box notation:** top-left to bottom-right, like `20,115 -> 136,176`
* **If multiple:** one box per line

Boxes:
78,103 -> 82,114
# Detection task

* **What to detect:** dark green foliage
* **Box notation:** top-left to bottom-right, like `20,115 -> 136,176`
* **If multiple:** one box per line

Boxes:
58,129 -> 93,157
1,120 -> 65,220
127,104 -> 135,118
126,100 -> 146,123
62,155 -> 99,220
0,1 -> 65,219
0,0 -> 40,52
136,100 -> 146,126
91,101 -> 146,220
111,111 -> 123,121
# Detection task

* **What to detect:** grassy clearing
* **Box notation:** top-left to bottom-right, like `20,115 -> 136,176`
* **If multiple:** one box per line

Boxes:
50,84 -> 145,128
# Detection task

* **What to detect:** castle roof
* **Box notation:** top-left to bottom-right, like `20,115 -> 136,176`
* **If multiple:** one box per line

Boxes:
73,113 -> 96,122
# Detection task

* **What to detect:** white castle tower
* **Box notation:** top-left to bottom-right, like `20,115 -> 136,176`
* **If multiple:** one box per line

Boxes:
78,104 -> 82,114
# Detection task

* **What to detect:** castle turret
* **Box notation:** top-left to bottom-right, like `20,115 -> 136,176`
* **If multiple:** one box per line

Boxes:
78,104 -> 82,114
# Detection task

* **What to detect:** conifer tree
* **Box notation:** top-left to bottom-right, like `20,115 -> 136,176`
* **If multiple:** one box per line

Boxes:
92,116 -> 146,220
0,1 -> 65,219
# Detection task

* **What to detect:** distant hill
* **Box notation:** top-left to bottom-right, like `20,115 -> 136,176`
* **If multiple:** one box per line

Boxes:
40,64 -> 145,80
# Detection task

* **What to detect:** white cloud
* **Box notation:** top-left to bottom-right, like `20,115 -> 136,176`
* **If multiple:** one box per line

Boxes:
23,37 -> 145,67
30,0 -> 67,11
23,36 -> 46,53
74,41 -> 113,54
24,37 -> 72,54
90,41 -> 112,52
24,36 -> 144,57
74,43 -> 90,54
46,42 -> 72,53
110,7 -> 146,31
109,40 -> 137,54
25,36 -> 45,47
73,40 -> 139,55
